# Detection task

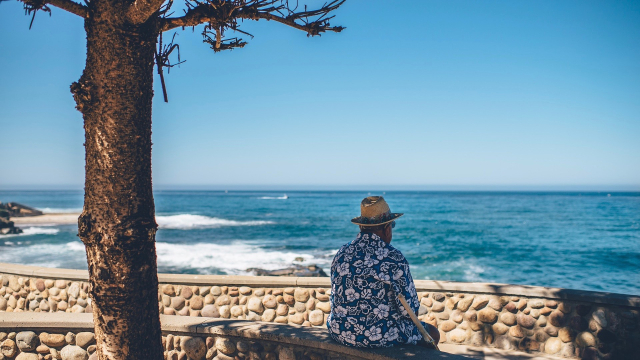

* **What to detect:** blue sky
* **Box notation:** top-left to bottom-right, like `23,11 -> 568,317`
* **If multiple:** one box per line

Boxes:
1,0 -> 639,189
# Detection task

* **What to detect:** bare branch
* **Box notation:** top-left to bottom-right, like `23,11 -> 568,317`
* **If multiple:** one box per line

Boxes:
160,0 -> 345,39
127,0 -> 166,24
19,0 -> 88,19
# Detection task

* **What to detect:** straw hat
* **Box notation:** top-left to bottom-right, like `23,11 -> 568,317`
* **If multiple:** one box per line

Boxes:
351,196 -> 404,226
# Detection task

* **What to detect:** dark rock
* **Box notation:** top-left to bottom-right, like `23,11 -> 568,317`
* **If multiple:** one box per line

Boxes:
247,264 -> 327,277
0,218 -> 23,235
549,310 -> 566,327
576,304 -> 591,316
0,202 -> 43,217
570,315 -> 588,332
581,346 -> 599,360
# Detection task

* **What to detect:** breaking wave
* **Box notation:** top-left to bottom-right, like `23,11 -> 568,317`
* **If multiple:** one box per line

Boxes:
156,214 -> 274,230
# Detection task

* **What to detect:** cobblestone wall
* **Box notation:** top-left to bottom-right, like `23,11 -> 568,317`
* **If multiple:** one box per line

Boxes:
2,273 -> 639,359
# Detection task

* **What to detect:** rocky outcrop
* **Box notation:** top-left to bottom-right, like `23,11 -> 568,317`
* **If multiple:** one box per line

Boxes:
0,202 -> 43,218
247,264 -> 328,277
0,205 -> 22,235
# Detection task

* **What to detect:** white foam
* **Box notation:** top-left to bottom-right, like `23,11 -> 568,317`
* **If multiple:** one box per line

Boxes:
0,227 -> 60,237
156,214 -> 274,230
0,241 -> 86,269
39,207 -> 83,214
155,241 -> 330,274
258,195 -> 288,200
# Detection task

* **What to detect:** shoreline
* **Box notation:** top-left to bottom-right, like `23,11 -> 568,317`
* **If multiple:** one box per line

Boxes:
10,213 -> 81,225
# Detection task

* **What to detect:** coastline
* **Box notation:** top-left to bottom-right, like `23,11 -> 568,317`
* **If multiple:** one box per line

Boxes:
10,213 -> 81,225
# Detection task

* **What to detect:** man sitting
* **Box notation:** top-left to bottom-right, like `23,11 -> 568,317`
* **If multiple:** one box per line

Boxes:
326,196 -> 440,348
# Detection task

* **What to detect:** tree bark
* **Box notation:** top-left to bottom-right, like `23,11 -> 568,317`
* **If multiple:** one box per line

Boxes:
72,0 -> 163,358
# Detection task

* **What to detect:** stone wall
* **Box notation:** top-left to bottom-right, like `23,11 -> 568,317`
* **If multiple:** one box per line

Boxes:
1,264 -> 639,359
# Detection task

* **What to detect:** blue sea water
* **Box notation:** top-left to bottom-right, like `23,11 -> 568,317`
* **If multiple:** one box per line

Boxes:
0,190 -> 638,295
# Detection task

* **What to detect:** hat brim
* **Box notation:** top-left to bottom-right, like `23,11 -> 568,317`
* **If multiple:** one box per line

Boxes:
351,213 -> 404,226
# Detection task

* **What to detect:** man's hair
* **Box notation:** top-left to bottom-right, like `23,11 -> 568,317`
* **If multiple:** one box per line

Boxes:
359,223 -> 389,232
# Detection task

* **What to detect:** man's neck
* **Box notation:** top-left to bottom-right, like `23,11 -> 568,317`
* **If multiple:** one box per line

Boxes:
360,230 -> 391,244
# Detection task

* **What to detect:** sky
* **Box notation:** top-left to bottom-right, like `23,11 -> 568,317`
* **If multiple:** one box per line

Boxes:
1,0 -> 639,190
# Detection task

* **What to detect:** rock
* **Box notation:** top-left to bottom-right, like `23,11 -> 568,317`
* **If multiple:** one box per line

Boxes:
597,329 -> 616,343
558,328 -> 573,342
247,297 -> 264,313
592,309 -> 607,327
289,313 -> 304,324
201,305 -> 220,318
219,306 -> 230,318
449,329 -> 466,343
504,302 -> 517,313
75,333 -> 94,348
529,299 -> 544,309
545,300 -> 558,308
471,296 -> 489,310
180,337 -> 206,360
35,279 -> 46,292
230,305 -> 243,317
500,312 -> 516,326
0,298 -> 6,311
294,302 -> 306,313
516,314 -> 536,329
540,307 -> 552,316
61,345 -> 88,360
16,353 -> 39,360
65,332 -> 75,345
464,310 -> 477,323
278,347 -> 296,360
557,302 -> 571,313
262,309 -> 276,322
163,285 -> 176,296
276,304 -> 290,316
1,339 -> 18,358
275,316 -> 288,324
180,286 -> 193,300
545,338 -> 562,354
487,298 -> 502,311
441,321 -> 456,332
545,326 -> 558,337
190,296 -> 204,310
445,297 -> 459,310
262,295 -> 277,309
431,302 -> 444,312
283,294 -> 295,306
248,265 -> 328,277
576,332 -> 596,347
40,333 -> 66,347
210,286 -> 222,296
171,296 -> 185,310
451,310 -> 463,323
576,304 -> 591,316
309,310 -> 324,326
516,299 -> 527,310
536,316 -> 547,327
215,295 -> 230,306
549,310 -> 566,327
215,338 -> 235,355
477,308 -> 497,323
16,331 -> 38,351
509,325 -> 524,338
432,293 -> 445,302
456,296 -> 474,311
239,287 -> 252,296
492,323 -> 509,335
68,283 -> 80,299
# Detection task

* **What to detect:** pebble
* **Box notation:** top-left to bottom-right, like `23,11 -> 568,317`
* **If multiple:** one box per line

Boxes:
529,299 -> 544,309
289,313 -> 304,325
247,297 -> 263,313
477,308 -> 497,323
61,345 -> 88,360
456,296 -> 473,311
239,287 -> 252,296
275,316 -> 288,324
65,332 -> 75,345
40,333 -> 66,347
36,344 -> 50,354
230,306 -> 243,318
492,323 -> 509,335
441,321 -> 456,332
1,339 -> 17,357
509,325 -> 524,338
471,296 -> 489,310
283,294 -> 295,306
215,295 -> 230,306
190,296 -> 204,310
516,314 -> 536,329
201,305 -> 219,318
549,310 -> 566,327
487,298 -> 502,311
451,310 -> 463,323
576,331 -> 596,347
309,310 -> 324,326
262,309 -> 276,322
171,297 -> 185,310
500,312 -> 516,326
261,295 -> 277,309
163,285 -> 176,297
180,287 -> 193,300
445,297 -> 459,310
218,306 -> 230,318
432,293 -> 445,302
16,331 -> 38,351
431,302 -> 444,312
545,326 -> 558,337
75,333 -> 94,348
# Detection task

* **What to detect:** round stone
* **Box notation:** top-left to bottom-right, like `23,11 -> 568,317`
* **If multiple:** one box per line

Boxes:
431,302 -> 444,312
210,286 -> 222,296
471,296 -> 489,310
289,313 -> 304,325
576,332 -> 596,348
163,285 -> 176,296
592,309 -> 607,327
487,298 -> 502,311
492,323 -> 509,335
517,314 -> 536,329
171,296 -> 185,310
309,310 -> 324,326
451,310 -> 463,323
180,286 -> 193,300
545,326 -> 558,337
219,306 -> 230,318
558,328 -> 573,342
545,337 -> 562,354
0,298 -> 6,311
201,305 -> 220,318
262,309 -> 276,322
549,310 -> 566,327
40,333 -> 66,347
529,299 -> 544,309
35,279 -> 46,292
504,302 -> 517,313
75,333 -> 95,348
449,329 -> 466,343
215,338 -> 235,355
432,293 -> 445,302
181,336 -> 205,360
68,283 -> 80,299
230,305 -> 243,317
215,295 -> 230,306
16,331 -> 38,351
464,311 -> 477,323
500,312 -> 516,326
478,308 -> 497,323
239,287 -> 252,295
456,296 -> 474,311
509,325 -> 524,338
190,296 -> 204,310
61,345 -> 88,360
247,297 -> 264,313
37,343 -> 51,353
261,295 -> 276,309
283,294 -> 295,306
1,339 -> 18,358
441,321 -> 456,332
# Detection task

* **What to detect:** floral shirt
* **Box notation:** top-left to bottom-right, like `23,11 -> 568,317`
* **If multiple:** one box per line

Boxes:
326,232 -> 424,347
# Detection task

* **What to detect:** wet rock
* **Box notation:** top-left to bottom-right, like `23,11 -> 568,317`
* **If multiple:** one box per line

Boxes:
16,331 -> 38,351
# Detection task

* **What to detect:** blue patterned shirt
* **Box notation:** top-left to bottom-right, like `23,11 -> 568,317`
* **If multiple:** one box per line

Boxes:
326,232 -> 424,347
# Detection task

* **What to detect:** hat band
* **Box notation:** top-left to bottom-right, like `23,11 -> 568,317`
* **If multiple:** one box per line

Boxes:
358,210 -> 394,225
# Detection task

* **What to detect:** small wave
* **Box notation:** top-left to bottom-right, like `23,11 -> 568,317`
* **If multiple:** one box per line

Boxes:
156,214 -> 274,230
0,227 -> 60,238
258,195 -> 288,200
39,207 -> 83,214
155,241 -> 330,274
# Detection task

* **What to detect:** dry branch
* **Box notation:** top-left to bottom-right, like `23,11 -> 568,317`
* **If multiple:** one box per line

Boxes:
19,0 -> 88,19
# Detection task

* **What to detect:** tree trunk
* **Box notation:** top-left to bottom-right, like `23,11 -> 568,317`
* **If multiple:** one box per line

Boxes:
72,1 -> 163,358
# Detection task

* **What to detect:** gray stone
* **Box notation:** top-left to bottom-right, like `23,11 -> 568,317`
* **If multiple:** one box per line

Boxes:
75,333 -> 94,348
16,331 -> 38,351
61,345 -> 88,360
181,336 -> 206,360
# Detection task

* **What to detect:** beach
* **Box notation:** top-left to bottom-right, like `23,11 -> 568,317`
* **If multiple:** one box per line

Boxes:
11,213 -> 81,226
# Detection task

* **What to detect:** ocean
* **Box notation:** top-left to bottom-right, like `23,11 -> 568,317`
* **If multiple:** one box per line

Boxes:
1,190 -> 638,296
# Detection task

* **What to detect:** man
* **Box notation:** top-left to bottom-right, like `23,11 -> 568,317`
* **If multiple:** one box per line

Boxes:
326,196 -> 440,348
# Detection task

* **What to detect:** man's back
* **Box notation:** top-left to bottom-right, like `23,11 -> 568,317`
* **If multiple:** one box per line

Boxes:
326,232 -> 423,347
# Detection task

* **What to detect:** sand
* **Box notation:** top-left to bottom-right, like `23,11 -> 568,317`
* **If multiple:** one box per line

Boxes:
11,213 -> 81,226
